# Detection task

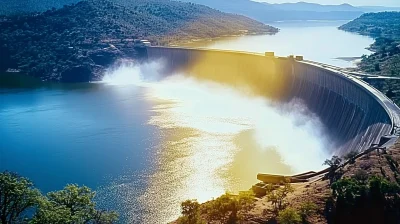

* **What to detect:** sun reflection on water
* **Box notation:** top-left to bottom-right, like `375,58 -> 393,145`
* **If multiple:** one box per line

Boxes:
142,75 -> 329,222
102,63 -> 331,223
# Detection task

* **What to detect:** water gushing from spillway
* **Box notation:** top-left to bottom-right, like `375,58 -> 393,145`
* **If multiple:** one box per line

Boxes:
101,61 -> 332,223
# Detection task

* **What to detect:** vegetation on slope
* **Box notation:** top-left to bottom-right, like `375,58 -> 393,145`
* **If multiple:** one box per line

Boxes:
176,143 -> 400,224
176,191 -> 256,224
340,12 -> 400,105
0,171 -> 118,223
0,0 -> 277,82
0,0 -> 81,15
340,12 -> 400,39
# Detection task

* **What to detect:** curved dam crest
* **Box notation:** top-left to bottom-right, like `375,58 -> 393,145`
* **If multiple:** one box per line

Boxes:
145,46 -> 400,155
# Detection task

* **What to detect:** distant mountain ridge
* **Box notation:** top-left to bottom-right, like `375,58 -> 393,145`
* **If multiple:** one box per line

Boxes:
0,0 -> 363,21
1,0 -> 399,21
269,2 -> 361,12
267,2 -> 400,13
177,0 -> 366,22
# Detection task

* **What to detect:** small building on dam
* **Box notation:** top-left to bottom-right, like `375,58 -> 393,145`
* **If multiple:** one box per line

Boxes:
143,46 -> 400,156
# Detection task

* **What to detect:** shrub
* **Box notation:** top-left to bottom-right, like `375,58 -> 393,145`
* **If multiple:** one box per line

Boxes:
353,169 -> 368,183
203,193 -> 236,223
277,208 -> 301,224
374,63 -> 381,71
32,184 -> 118,224
202,191 -> 255,223
237,191 -> 256,213
298,201 -> 317,222
267,183 -> 294,212
344,151 -> 358,164
330,176 -> 400,223
331,178 -> 367,208
178,200 -> 203,224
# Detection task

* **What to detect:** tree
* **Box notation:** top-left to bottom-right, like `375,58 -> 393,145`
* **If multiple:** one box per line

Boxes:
30,197 -> 72,224
267,183 -> 294,212
32,184 -> 118,224
331,176 -> 400,223
203,191 -> 255,223
374,63 -> 381,71
0,171 -> 118,224
178,199 -> 202,224
0,171 -> 41,224
323,156 -> 343,184
386,89 -> 395,99
237,191 -> 255,214
203,193 -> 236,223
277,208 -> 301,224
323,156 -> 342,169
331,178 -> 366,209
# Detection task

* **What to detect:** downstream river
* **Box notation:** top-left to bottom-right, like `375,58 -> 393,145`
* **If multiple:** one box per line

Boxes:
0,21 -> 373,223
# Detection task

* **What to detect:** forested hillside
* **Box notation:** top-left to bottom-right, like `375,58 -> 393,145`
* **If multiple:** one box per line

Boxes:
340,12 -> 400,39
0,0 -> 81,15
0,0 -> 277,82
340,12 -> 400,105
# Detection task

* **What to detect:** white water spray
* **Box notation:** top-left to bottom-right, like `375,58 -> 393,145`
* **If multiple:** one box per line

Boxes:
101,61 -> 332,223
102,61 -> 331,172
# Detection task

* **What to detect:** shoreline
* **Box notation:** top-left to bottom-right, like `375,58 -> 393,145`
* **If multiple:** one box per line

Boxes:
166,30 -> 279,47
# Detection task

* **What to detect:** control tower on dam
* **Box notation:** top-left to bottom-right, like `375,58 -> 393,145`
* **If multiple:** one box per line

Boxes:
145,46 -> 400,155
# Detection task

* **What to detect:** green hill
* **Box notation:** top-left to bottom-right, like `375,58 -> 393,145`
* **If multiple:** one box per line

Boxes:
340,12 -> 400,39
0,0 -> 277,82
340,12 -> 400,105
0,0 -> 81,15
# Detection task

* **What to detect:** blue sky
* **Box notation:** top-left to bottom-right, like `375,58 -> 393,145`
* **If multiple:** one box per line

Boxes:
253,0 -> 400,7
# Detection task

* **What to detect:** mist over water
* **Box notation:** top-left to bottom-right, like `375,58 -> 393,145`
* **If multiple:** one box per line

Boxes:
101,61 -> 331,223
102,60 -> 165,85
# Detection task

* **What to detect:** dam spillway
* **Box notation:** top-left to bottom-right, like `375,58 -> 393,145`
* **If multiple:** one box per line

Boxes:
145,46 -> 400,155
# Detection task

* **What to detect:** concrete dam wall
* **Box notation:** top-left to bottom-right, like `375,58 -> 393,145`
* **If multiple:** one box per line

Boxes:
145,46 -> 400,155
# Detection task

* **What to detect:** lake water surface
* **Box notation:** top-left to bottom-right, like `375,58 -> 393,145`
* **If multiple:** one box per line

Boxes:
180,20 -> 374,67
0,21 -> 374,223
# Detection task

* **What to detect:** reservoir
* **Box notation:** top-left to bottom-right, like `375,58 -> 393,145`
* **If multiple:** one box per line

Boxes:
0,21 -> 375,223
179,20 -> 374,67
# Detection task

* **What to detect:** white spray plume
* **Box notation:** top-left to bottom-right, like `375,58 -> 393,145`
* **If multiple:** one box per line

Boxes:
102,60 -> 165,86
102,61 -> 332,173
